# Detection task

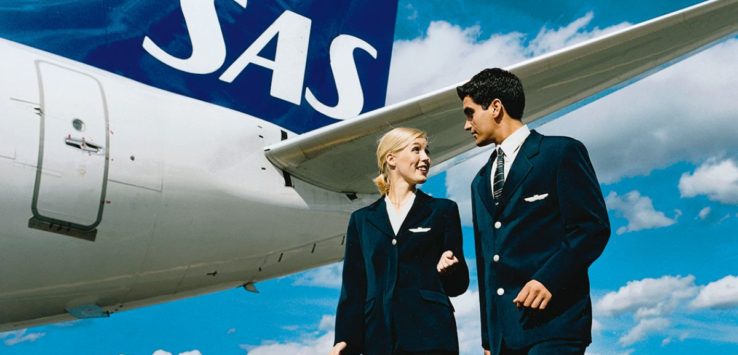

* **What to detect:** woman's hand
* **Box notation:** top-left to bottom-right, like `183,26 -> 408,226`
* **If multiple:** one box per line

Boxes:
330,341 -> 347,355
437,250 -> 459,272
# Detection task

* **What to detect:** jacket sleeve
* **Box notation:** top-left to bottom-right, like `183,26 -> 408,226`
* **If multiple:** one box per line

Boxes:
476,244 -> 490,350
532,139 -> 611,294
334,213 -> 367,353
471,184 -> 490,351
439,201 -> 469,297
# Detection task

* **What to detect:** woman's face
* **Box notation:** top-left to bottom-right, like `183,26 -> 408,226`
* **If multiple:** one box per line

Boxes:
387,137 -> 431,186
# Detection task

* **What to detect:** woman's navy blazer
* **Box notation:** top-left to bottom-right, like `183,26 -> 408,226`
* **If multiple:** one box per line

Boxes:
334,190 -> 469,355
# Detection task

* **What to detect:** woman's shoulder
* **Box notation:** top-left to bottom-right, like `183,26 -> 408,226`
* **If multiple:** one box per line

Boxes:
349,197 -> 384,220
417,190 -> 458,211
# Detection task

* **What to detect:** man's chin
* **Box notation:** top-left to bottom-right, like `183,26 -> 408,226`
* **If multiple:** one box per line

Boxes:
475,138 -> 493,147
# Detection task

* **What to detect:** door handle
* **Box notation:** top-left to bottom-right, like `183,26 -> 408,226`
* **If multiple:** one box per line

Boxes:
65,137 -> 104,154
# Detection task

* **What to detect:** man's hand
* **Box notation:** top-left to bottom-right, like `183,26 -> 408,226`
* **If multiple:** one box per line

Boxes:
437,250 -> 459,272
513,279 -> 552,310
330,341 -> 347,355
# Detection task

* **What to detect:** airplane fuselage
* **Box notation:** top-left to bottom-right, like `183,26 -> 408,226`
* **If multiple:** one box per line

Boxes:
0,40 -> 370,331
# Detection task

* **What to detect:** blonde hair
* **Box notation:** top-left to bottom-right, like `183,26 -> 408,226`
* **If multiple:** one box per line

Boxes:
373,127 -> 428,195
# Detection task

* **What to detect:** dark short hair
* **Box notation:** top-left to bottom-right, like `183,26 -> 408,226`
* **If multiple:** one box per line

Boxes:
456,68 -> 525,120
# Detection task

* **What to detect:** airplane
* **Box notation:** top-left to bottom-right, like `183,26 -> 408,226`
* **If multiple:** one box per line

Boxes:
1,0 -> 737,332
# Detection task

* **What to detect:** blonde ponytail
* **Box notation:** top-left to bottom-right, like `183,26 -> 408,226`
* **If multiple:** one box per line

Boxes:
373,172 -> 390,196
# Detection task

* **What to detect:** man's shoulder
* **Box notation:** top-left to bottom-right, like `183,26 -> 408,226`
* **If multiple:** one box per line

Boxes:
536,132 -> 587,155
537,132 -> 582,147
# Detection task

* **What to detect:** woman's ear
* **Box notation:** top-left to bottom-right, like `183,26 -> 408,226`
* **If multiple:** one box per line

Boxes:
386,154 -> 396,169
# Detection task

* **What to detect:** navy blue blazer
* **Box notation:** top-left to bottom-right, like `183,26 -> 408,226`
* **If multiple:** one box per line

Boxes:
471,130 -> 610,352
335,190 -> 469,355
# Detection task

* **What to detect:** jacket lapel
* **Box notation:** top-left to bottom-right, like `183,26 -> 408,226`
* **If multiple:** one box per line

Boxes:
366,198 -> 395,238
398,190 -> 433,236
477,151 -> 497,215
500,130 -> 541,206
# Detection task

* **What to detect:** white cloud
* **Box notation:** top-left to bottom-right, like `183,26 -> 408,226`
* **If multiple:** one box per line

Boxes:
450,290 -> 482,354
697,206 -> 712,220
318,315 -> 335,331
679,159 -> 738,204
539,39 -> 738,184
594,274 -> 738,348
595,275 -> 698,317
618,318 -> 670,346
243,316 -> 337,355
528,12 -> 631,56
1,329 -> 45,346
387,21 -> 527,104
387,12 -> 629,106
691,275 -> 738,309
292,263 -> 342,288
605,191 -> 677,234
591,318 -> 603,334
152,350 -> 201,355
676,320 -> 738,344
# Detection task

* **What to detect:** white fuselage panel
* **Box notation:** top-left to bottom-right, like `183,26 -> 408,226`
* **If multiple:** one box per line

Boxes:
0,39 -> 374,331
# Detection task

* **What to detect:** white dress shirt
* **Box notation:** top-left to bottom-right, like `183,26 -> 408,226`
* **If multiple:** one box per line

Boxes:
385,193 -> 416,235
491,125 -> 530,191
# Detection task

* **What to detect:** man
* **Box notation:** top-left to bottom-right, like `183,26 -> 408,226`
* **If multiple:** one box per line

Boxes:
457,68 -> 610,355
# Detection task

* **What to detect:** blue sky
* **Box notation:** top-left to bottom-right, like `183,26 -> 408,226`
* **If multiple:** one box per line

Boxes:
3,1 -> 738,354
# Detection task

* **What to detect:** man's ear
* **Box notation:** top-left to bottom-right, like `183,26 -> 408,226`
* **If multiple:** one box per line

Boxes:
490,99 -> 504,122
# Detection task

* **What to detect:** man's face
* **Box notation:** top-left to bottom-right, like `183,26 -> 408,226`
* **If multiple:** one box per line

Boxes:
462,96 -> 497,147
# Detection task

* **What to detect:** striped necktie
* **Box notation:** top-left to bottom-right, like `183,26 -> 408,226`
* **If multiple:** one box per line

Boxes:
493,147 -> 505,200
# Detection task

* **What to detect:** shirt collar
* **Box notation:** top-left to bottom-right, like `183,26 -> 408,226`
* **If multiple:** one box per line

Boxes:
498,125 -> 530,157
384,191 -> 416,211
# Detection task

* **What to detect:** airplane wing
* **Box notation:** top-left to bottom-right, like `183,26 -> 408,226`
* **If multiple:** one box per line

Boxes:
265,0 -> 738,194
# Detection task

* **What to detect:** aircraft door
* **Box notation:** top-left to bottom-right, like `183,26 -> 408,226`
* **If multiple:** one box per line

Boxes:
30,62 -> 109,241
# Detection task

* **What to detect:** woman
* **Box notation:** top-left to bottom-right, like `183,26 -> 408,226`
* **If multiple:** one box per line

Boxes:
331,127 -> 469,355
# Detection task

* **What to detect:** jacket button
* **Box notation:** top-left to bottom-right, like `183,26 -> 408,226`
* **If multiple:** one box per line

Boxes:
493,254 -> 500,262
497,288 -> 505,296
494,221 -> 502,229
391,239 -> 397,245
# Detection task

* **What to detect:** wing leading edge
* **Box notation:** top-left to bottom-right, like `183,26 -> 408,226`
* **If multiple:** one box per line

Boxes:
265,0 -> 738,194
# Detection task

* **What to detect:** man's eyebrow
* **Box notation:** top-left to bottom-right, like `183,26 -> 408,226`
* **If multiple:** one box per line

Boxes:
463,107 -> 474,116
